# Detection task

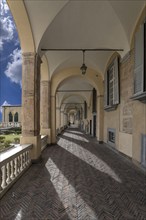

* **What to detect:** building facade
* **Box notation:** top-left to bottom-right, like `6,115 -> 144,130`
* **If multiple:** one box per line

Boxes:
2,105 -> 21,127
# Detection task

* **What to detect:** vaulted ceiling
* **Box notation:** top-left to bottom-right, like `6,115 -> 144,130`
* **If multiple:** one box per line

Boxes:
24,0 -> 145,77
9,0 -> 145,112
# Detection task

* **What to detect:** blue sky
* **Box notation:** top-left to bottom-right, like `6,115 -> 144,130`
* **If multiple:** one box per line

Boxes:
0,0 -> 22,122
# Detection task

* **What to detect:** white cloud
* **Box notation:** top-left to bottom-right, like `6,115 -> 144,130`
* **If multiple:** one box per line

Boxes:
5,48 -> 22,86
0,0 -> 16,51
0,0 -> 9,16
0,101 -> 10,113
0,40 -> 4,51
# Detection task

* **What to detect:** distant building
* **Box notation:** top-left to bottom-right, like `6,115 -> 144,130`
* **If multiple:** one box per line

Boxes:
2,105 -> 21,127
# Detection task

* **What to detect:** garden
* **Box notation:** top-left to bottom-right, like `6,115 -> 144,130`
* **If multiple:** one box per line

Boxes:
0,127 -> 21,152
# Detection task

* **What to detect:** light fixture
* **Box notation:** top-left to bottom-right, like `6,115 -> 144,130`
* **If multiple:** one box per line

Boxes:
41,48 -> 124,75
80,50 -> 87,75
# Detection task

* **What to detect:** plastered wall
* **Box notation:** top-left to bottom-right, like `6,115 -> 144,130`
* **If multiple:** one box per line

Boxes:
103,49 -> 146,163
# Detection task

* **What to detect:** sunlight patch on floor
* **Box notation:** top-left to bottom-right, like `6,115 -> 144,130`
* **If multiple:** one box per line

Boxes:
63,132 -> 89,143
45,158 -> 97,219
15,209 -> 22,220
68,130 -> 84,135
58,138 -> 121,183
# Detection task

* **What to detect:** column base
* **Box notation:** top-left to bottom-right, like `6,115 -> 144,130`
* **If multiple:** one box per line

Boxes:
20,135 -> 41,161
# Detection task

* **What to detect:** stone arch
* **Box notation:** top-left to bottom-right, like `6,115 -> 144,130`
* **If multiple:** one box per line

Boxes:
60,93 -> 89,109
7,0 -> 35,52
50,67 -> 104,143
51,67 -> 103,96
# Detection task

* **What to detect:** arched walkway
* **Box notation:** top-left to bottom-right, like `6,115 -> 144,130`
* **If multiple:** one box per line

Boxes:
1,128 -> 145,220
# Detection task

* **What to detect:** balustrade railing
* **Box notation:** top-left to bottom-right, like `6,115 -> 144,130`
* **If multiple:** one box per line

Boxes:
0,144 -> 32,198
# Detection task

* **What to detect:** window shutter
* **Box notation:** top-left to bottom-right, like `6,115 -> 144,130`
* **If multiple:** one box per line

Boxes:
134,24 -> 144,94
84,101 -> 87,119
92,88 -> 97,112
104,72 -> 108,107
113,57 -> 120,104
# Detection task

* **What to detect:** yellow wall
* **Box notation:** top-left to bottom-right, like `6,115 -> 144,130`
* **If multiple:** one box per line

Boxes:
104,48 -> 146,164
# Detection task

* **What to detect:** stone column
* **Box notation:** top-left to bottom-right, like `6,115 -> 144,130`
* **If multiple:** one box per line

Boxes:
51,95 -> 56,144
20,52 -> 41,161
56,107 -> 61,133
64,113 -> 68,127
40,80 -> 51,144
96,95 -> 104,143
60,110 -> 64,128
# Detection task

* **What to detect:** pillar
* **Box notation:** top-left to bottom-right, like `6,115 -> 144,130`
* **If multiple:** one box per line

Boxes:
56,107 -> 61,133
60,110 -> 64,128
51,95 -> 56,144
40,80 -> 51,144
20,52 -> 41,162
64,113 -> 68,127
96,95 -> 104,143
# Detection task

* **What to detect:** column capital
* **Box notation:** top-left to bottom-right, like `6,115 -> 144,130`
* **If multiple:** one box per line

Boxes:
22,52 -> 36,58
97,95 -> 104,98
41,80 -> 49,86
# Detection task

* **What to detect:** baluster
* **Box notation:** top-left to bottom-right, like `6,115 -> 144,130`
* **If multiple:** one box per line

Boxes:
17,156 -> 20,173
6,162 -> 11,184
10,160 -> 15,180
23,152 -> 26,168
27,150 -> 31,164
27,151 -> 30,165
1,165 -> 7,189
20,154 -> 23,171
14,158 -> 18,177
0,167 -> 2,192
25,152 -> 28,166
25,151 -> 28,166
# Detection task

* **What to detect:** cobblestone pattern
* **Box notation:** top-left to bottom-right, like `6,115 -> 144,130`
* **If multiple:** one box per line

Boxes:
0,128 -> 146,220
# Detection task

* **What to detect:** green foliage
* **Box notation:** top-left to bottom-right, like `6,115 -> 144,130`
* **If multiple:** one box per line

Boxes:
14,137 -> 20,143
4,140 -> 11,148
0,136 -> 5,143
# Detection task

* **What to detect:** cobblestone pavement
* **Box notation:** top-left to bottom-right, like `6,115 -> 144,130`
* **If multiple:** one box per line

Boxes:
0,128 -> 146,220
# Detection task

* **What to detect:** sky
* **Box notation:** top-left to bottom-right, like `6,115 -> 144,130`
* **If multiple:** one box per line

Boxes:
0,0 -> 22,122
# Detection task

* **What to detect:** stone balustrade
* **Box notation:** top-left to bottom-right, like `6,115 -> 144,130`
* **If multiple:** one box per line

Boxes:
0,144 -> 32,198
41,135 -> 48,151
0,122 -> 21,128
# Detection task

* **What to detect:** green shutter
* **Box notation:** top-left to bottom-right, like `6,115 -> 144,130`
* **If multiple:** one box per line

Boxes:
134,24 -> 144,94
104,72 -> 108,108
113,57 -> 119,104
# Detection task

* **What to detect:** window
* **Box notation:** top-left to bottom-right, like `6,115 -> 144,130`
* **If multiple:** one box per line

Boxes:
132,20 -> 146,103
92,88 -> 97,113
104,56 -> 120,110
14,112 -> 18,122
9,112 -> 13,122
84,101 -> 87,119
108,128 -> 116,146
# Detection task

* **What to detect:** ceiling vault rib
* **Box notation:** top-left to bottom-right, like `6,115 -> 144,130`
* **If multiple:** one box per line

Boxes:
41,48 -> 124,52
